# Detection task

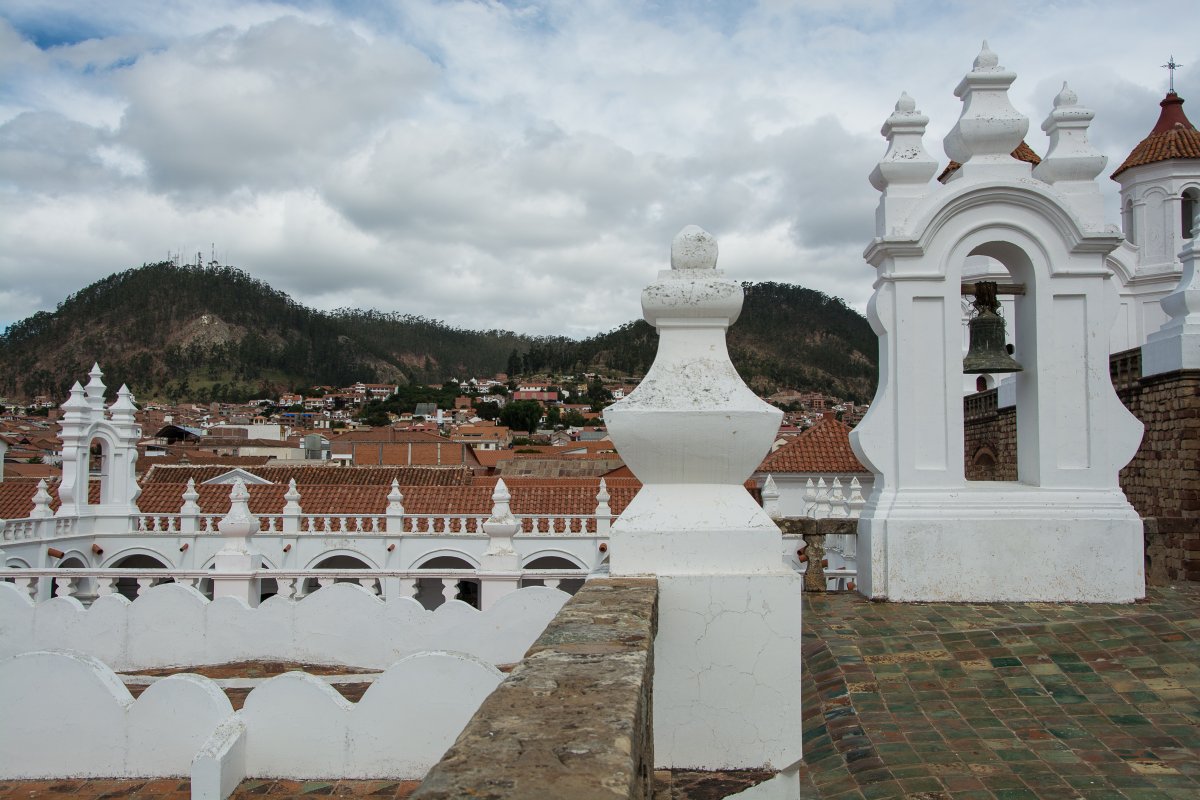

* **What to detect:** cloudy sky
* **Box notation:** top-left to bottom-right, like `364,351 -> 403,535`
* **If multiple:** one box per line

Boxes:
1,1 -> 1194,338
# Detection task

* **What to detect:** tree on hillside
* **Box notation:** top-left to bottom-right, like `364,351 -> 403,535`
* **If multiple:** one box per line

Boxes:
500,400 -> 542,433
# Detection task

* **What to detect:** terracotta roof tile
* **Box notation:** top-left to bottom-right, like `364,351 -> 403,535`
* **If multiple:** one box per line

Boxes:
136,480 -> 642,531
937,141 -> 1042,183
141,464 -> 473,487
1112,93 -> 1200,178
757,416 -> 869,474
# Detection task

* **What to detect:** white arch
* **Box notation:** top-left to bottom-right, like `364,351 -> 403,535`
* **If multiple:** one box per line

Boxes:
103,548 -> 173,569
520,549 -> 588,570
303,549 -> 380,570
5,557 -> 33,569
911,183 -> 1093,260
410,549 -> 480,570
58,550 -> 91,567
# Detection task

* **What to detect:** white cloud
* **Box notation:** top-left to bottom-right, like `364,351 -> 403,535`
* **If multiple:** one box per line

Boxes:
0,0 -> 1195,342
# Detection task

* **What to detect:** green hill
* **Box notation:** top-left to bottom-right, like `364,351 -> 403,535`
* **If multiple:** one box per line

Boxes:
0,263 -> 877,404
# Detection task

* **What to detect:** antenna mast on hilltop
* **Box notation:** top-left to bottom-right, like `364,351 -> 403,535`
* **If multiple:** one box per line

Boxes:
1163,55 -> 1181,93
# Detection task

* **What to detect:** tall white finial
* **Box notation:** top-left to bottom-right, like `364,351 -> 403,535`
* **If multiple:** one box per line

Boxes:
84,363 -> 106,410
943,44 -> 1028,176
1034,82 -> 1106,225
870,90 -> 937,230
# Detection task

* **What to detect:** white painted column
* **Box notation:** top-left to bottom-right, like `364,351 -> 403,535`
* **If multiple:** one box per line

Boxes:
211,479 -> 264,607
606,226 -> 802,784
479,479 -> 520,610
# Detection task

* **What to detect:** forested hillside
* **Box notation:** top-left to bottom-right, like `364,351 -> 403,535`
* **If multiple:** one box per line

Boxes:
0,264 -> 877,403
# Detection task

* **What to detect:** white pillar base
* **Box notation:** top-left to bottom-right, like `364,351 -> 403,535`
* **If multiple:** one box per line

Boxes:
653,572 -> 803,770
1141,331 -> 1200,377
212,551 -> 263,607
609,485 -> 783,575
478,575 -> 520,610
857,487 -> 1145,602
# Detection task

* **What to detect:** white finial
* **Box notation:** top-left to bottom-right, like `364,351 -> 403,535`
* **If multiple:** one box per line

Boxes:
594,477 -> 612,522
670,225 -> 718,270
84,364 -> 106,407
218,478 -> 259,542
483,477 -> 520,559
1053,81 -> 1078,108
61,382 -> 88,414
1034,83 -> 1106,212
762,474 -> 779,500
973,40 -> 999,70
871,91 -> 936,198
386,478 -> 405,514
489,478 -> 514,520
109,384 -> 138,418
181,478 -> 201,517
944,43 -> 1027,170
31,479 -> 54,518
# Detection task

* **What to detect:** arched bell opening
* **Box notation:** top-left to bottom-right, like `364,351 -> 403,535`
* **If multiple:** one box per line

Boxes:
86,437 -> 108,509
960,245 -> 1029,484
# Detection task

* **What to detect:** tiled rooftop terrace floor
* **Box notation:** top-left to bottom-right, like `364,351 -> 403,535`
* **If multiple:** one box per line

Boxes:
2,585 -> 1196,799
795,584 -> 1200,800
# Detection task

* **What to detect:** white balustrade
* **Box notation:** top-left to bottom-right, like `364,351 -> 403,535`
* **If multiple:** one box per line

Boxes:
2,567 -> 588,606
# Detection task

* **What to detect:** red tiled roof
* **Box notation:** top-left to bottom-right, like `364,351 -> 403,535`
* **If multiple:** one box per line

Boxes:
937,141 -> 1042,183
329,429 -> 447,444
1112,93 -> 1200,178
757,417 -> 868,474
136,481 -> 641,525
0,480 -> 47,519
141,464 -> 473,487
0,480 -> 99,520
469,449 -> 510,469
142,452 -> 272,468
2,463 -> 62,480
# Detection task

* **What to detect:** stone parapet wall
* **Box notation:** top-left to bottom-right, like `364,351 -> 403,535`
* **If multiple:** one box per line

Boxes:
1144,517 -> 1200,583
963,353 -> 1200,583
1116,369 -> 1200,521
413,577 -> 658,800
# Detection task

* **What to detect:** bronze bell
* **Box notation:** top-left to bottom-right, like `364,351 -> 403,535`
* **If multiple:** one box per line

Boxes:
963,281 -> 1023,374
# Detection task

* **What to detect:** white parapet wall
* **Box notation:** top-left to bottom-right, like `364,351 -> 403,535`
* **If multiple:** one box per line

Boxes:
0,649 -> 503,788
0,581 -> 568,669
0,650 -> 232,780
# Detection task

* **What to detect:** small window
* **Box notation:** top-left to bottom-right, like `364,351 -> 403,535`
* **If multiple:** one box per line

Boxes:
1183,189 -> 1198,240
1124,199 -> 1137,244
